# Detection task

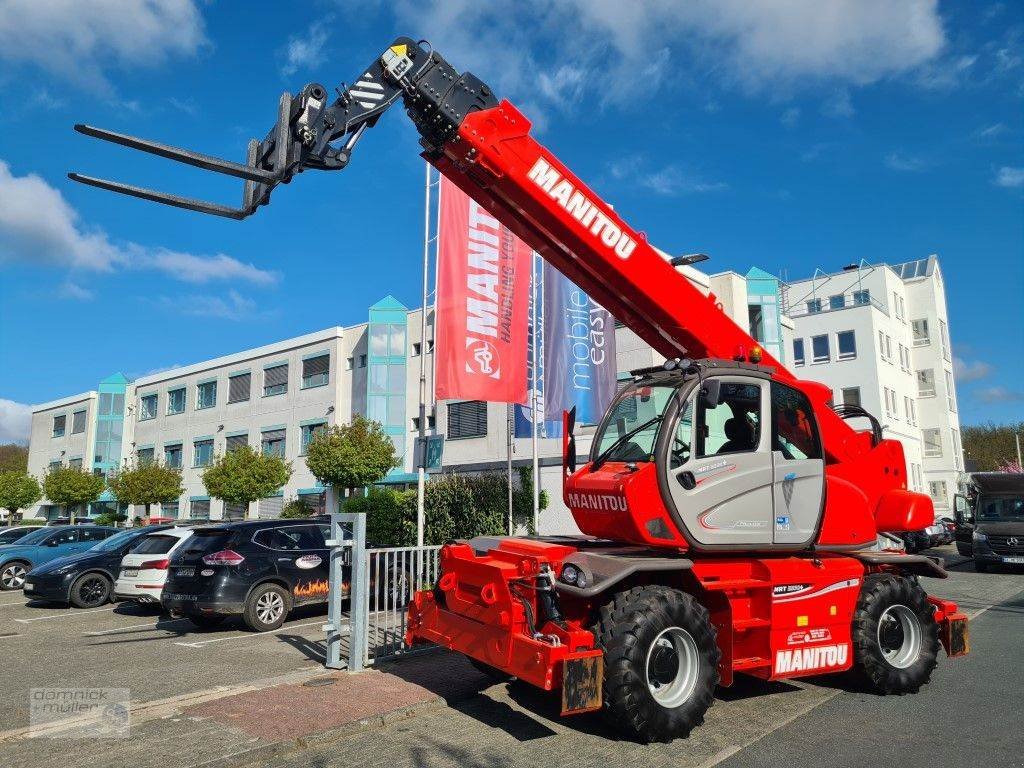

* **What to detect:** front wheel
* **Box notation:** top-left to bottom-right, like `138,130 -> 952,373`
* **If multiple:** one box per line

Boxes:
851,574 -> 939,694
593,585 -> 720,743
70,573 -> 112,608
243,584 -> 290,632
0,562 -> 29,591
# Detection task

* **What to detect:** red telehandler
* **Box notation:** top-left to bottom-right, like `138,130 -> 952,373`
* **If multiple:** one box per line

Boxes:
70,37 -> 968,743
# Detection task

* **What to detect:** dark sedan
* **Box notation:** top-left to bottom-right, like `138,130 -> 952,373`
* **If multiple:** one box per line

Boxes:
24,526 -> 172,607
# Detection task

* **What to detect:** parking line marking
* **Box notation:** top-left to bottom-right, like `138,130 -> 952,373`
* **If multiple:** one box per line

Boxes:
84,618 -> 193,636
13,605 -> 118,623
172,620 -> 332,648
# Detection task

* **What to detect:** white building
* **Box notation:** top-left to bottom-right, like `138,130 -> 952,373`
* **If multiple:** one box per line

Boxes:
26,258 -> 790,530
782,256 -> 963,515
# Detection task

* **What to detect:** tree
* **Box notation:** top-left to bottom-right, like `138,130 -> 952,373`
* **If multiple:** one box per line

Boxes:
0,471 -> 42,522
202,445 -> 292,519
107,461 -> 184,520
0,444 -> 28,473
962,421 -> 1024,472
42,466 -> 106,523
281,498 -> 313,519
305,415 -> 396,496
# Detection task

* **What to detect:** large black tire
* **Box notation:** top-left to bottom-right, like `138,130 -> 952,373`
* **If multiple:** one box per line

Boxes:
242,583 -> 291,632
70,573 -> 112,608
593,585 -> 720,743
851,574 -> 939,694
0,561 -> 29,591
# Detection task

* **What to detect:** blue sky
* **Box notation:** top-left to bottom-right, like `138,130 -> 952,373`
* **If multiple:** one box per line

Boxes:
0,0 -> 1021,441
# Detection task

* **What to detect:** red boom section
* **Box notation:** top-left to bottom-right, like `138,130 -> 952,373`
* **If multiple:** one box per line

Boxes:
429,100 -> 930,539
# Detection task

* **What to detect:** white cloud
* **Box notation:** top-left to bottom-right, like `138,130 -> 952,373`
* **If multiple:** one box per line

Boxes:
0,160 -> 278,285
57,281 -> 94,301
885,152 -> 927,172
954,357 -> 993,382
995,166 -> 1024,188
0,0 -> 208,93
821,89 -> 855,118
162,290 -> 267,321
975,123 -> 1008,139
608,155 -> 728,195
0,399 -> 32,444
977,386 -> 1024,404
281,18 -> 331,77
781,107 -> 801,127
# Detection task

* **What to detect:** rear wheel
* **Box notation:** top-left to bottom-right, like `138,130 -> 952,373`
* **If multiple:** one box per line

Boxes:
593,585 -> 720,743
243,584 -> 290,632
70,573 -> 112,608
851,574 -> 939,694
0,562 -> 29,591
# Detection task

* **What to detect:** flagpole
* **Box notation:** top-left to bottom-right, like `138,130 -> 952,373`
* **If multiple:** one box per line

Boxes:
507,404 -> 514,535
416,162 -> 431,548
531,253 -> 540,533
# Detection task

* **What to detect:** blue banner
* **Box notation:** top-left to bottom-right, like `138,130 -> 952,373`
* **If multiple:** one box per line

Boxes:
514,256 -> 561,438
542,261 -> 617,425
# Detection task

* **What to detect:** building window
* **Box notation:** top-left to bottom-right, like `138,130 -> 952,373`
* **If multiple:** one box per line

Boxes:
912,318 -> 929,346
899,344 -> 910,372
261,428 -> 286,458
71,410 -> 86,434
447,401 -> 488,439
923,428 -> 942,457
359,354 -> 367,368
164,443 -> 183,468
852,289 -> 870,306
885,335 -> 893,362
811,334 -> 829,363
411,415 -> 437,431
411,342 -> 422,357
345,356 -> 354,370
793,339 -> 805,366
837,330 -> 856,360
841,387 -> 861,407
190,499 -> 211,520
257,495 -> 284,519
48,460 -> 62,472
68,458 -> 83,470
893,291 -> 904,321
300,422 -> 326,454
167,388 -> 185,415
748,304 -> 765,341
160,501 -> 179,520
806,298 -> 822,314
263,364 -> 288,397
193,439 -> 214,467
196,381 -> 217,410
904,397 -> 915,425
882,388 -> 892,417
828,294 -> 844,310
228,372 -> 251,404
945,370 -> 956,412
302,354 -> 330,388
951,428 -> 963,471
137,447 -> 155,465
928,481 -> 948,507
52,414 -> 66,437
939,319 -> 951,362
225,433 -> 248,452
916,369 -> 936,397
139,394 -> 157,420
426,339 -> 435,353
224,502 -> 247,520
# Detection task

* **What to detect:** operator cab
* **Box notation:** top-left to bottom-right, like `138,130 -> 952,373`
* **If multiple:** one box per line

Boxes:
587,361 -> 826,550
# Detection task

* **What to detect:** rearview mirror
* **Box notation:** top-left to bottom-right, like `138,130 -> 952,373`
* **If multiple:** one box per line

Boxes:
701,378 -> 721,409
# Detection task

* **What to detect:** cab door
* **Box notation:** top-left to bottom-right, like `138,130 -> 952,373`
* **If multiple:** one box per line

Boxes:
666,377 -> 775,547
769,381 -> 825,545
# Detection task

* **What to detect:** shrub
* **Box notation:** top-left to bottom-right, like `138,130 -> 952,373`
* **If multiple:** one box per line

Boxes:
281,498 -> 314,519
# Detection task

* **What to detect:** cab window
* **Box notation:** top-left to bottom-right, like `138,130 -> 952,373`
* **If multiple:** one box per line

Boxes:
771,382 -> 822,461
81,528 -> 113,543
254,525 -> 323,551
46,529 -> 80,546
593,384 -> 677,464
696,382 -> 762,458
669,396 -> 694,469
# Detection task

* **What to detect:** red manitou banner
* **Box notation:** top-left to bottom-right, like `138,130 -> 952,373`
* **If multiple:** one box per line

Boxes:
435,175 -> 530,404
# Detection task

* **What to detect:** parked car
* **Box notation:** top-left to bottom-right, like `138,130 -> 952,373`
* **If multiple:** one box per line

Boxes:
954,471 -> 1024,572
162,520 -> 334,632
115,527 -> 194,604
23,526 -> 173,607
0,526 -> 117,591
0,526 -> 45,545
895,528 -> 931,554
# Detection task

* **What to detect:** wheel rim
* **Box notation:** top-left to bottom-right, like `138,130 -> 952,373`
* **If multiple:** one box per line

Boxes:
877,604 -> 922,669
645,626 -> 700,708
80,577 -> 107,605
256,591 -> 284,624
1,565 -> 26,589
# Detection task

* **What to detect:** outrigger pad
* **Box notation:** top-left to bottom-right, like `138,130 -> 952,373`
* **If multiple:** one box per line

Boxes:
561,653 -> 603,716
941,614 -> 970,658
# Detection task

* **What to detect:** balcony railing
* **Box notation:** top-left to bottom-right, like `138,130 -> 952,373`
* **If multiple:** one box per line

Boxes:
787,292 -> 889,319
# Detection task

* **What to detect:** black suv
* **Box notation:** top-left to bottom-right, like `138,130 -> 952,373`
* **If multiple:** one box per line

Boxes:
162,519 -> 335,632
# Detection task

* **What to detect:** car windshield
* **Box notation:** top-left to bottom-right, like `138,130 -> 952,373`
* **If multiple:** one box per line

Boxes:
16,527 -> 59,545
0,529 -> 31,543
592,383 -> 678,464
89,530 -> 138,552
976,494 -> 1024,523
130,534 -> 181,555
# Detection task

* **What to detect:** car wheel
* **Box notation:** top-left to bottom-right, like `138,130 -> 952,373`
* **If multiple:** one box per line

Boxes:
187,614 -> 226,629
851,574 -> 939,694
0,562 -> 30,591
243,584 -> 290,632
592,585 -> 720,743
70,573 -> 112,608
974,560 -> 988,573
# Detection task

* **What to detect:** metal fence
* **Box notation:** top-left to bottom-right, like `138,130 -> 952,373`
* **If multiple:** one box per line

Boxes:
323,512 -> 440,672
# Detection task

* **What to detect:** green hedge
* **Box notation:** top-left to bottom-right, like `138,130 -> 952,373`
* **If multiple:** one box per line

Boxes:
345,469 -> 546,547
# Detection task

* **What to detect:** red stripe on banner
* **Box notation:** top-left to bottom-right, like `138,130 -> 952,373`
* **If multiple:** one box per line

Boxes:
435,176 -> 530,404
